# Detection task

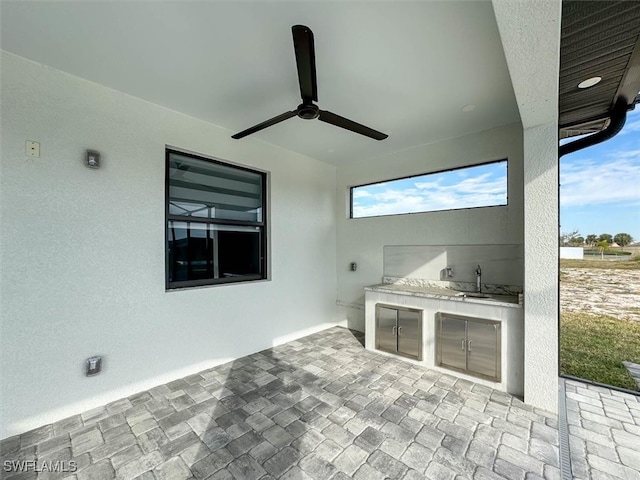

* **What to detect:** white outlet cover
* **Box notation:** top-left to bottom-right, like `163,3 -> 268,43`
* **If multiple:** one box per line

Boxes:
26,140 -> 40,157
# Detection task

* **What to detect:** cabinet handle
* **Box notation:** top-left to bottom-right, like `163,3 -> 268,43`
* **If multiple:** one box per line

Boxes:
468,340 -> 472,352
397,326 -> 402,335
392,326 -> 396,336
461,340 -> 465,351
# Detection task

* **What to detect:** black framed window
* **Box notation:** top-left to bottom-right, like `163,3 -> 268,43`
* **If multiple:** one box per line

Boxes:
166,149 -> 267,289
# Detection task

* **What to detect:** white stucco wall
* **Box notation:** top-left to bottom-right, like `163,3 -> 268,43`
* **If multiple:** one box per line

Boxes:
493,0 -> 561,414
522,124 -> 559,413
0,52 -> 337,439
560,247 -> 584,260
335,124 -> 524,332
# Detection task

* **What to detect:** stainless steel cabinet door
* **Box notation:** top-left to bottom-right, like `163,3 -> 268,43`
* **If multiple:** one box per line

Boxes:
376,306 -> 397,354
397,310 -> 421,360
467,320 -> 500,381
439,317 -> 466,370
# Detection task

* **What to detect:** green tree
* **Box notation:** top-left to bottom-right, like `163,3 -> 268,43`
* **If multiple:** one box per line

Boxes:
567,235 -> 584,246
596,240 -> 609,259
598,233 -> 612,244
560,230 -> 581,247
613,233 -> 633,249
586,234 -> 597,246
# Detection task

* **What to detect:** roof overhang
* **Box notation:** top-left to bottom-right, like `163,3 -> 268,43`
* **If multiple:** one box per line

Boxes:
559,1 -> 640,139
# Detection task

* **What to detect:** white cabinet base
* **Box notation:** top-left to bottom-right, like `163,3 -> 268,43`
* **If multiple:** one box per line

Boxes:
365,289 -> 524,397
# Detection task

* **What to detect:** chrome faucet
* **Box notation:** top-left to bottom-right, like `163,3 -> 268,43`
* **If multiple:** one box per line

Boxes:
475,265 -> 482,292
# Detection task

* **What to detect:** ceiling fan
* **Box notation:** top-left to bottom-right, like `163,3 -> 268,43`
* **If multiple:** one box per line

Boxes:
232,25 -> 388,141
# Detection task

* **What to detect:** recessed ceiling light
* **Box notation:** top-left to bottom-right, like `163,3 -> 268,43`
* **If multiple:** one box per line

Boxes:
578,77 -> 602,89
462,104 -> 476,112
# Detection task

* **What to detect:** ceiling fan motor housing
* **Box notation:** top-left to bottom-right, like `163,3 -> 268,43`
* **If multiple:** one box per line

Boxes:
297,103 -> 319,119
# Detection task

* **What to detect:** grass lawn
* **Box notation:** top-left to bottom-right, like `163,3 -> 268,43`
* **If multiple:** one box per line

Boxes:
560,312 -> 640,390
560,257 -> 640,270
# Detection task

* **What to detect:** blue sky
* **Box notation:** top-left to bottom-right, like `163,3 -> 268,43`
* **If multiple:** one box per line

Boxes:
353,108 -> 639,242
352,161 -> 507,218
560,106 -> 640,242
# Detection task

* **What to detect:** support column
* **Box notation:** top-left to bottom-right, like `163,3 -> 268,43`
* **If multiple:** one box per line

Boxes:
493,0 -> 562,413
523,123 -> 558,413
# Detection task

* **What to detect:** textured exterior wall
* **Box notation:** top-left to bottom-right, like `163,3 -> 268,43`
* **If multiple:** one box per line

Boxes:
523,124 -> 559,413
493,0 -> 561,413
0,53 -> 337,438
492,0 -> 562,130
335,124 -> 524,332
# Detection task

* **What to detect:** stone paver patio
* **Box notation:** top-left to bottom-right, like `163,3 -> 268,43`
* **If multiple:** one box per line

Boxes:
0,327 -> 573,479
563,378 -> 640,479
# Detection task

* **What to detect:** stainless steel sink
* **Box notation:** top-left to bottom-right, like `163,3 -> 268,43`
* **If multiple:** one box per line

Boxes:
454,291 -> 519,304
455,292 -> 493,298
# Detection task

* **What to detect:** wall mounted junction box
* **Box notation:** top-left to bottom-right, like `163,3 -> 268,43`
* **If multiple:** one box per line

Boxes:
86,356 -> 102,376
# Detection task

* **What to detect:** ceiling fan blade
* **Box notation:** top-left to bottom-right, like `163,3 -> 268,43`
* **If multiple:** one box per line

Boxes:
231,110 -> 297,139
292,25 -> 318,102
318,110 -> 388,140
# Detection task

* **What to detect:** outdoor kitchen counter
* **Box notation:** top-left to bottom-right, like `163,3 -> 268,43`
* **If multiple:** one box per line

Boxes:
364,283 -> 522,308
365,283 -> 525,395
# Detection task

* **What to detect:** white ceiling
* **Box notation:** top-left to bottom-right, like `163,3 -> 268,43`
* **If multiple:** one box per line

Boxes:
1,1 -> 520,165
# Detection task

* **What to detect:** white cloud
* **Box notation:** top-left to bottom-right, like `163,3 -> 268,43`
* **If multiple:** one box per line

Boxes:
352,189 -> 372,199
560,154 -> 640,207
608,149 -> 640,159
413,180 -> 442,190
352,172 -> 507,218
623,118 -> 640,134
416,173 -> 507,195
620,106 -> 640,134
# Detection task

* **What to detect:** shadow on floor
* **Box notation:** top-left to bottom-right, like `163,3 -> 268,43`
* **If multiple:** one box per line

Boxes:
180,326 -> 374,478
1,326 -> 562,479
344,328 -> 365,347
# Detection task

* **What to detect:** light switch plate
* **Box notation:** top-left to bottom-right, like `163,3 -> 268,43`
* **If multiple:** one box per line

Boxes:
26,140 -> 40,157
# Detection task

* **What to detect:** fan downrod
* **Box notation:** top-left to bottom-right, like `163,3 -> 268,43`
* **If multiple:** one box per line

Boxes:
297,103 -> 319,120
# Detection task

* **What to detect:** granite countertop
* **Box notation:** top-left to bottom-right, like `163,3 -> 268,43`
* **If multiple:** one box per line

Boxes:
365,283 -> 522,308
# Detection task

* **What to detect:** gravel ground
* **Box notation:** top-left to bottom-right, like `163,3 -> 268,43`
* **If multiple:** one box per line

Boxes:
560,268 -> 640,321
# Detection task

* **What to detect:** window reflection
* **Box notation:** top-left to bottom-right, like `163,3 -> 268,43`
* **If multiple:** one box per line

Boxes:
166,150 -> 266,288
168,222 -> 261,283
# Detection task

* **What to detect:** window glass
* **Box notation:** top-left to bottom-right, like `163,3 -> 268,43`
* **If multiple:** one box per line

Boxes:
166,150 -> 266,288
168,153 -> 263,223
167,222 -> 261,283
351,160 -> 508,218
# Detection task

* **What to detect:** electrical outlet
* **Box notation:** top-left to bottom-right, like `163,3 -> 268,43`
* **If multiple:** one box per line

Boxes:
26,140 -> 40,157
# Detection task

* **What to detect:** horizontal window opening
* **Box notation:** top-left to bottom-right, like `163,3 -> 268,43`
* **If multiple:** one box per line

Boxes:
350,159 -> 508,218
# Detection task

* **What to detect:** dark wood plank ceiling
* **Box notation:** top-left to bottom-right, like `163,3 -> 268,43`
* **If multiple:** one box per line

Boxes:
559,1 -> 640,138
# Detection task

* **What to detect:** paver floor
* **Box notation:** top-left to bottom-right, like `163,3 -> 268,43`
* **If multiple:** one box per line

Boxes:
1,327 -> 561,480
564,378 -> 640,480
